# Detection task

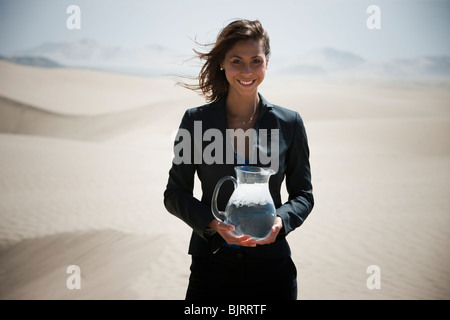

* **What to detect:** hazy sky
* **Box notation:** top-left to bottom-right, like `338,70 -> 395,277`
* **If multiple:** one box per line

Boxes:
1,0 -> 449,61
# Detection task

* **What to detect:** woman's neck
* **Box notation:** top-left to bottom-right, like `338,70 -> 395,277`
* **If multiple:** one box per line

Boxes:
225,90 -> 260,119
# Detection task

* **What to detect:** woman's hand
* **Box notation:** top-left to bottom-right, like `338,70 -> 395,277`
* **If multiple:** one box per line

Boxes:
208,218 -> 256,247
208,215 -> 283,247
255,216 -> 283,245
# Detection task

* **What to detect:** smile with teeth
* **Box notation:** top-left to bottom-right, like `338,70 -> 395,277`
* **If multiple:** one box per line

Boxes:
238,79 -> 255,85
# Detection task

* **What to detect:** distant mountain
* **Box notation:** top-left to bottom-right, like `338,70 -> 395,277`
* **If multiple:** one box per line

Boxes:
378,56 -> 450,77
300,47 -> 365,71
274,47 -> 450,78
0,55 -> 63,68
11,39 -> 186,76
277,47 -> 366,75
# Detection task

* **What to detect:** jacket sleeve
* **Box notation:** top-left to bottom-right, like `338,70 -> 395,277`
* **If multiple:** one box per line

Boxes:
163,110 -> 215,239
276,112 -> 314,236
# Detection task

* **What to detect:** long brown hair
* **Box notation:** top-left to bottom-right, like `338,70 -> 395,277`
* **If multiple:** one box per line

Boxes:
180,19 -> 271,103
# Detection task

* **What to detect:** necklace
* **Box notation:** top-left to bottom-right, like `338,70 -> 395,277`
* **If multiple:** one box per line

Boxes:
241,103 -> 259,125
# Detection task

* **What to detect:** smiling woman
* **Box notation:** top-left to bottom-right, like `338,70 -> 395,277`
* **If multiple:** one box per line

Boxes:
180,19 -> 271,104
164,19 -> 314,300
221,39 -> 268,118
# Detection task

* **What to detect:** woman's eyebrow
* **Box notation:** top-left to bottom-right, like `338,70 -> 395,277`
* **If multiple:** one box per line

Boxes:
228,55 -> 262,59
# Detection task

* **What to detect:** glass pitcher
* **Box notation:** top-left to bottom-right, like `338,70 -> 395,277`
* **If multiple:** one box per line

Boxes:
211,166 -> 276,241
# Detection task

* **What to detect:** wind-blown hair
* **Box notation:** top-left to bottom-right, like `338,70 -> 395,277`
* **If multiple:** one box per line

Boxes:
180,19 -> 271,103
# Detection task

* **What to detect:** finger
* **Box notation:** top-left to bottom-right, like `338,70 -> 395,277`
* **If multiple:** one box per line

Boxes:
216,221 -> 235,231
226,234 -> 251,244
238,238 -> 256,247
255,234 -> 273,245
239,235 -> 257,247
255,218 -> 283,245
224,233 -> 256,247
255,227 -> 279,245
272,223 -> 281,234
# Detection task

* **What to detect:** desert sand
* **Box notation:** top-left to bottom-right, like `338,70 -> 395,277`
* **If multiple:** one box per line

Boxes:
0,60 -> 449,299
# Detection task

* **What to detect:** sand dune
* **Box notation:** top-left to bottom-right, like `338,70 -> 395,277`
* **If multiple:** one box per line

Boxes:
0,61 -> 449,300
0,95 -> 187,141
0,229 -> 175,300
0,60 -> 182,116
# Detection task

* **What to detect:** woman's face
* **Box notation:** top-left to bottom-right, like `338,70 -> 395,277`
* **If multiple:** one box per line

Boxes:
221,39 -> 268,98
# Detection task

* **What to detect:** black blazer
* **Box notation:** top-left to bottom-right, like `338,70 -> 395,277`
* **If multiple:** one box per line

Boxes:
163,93 -> 314,258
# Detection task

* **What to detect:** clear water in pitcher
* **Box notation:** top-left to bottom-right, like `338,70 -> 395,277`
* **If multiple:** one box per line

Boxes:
225,183 -> 276,240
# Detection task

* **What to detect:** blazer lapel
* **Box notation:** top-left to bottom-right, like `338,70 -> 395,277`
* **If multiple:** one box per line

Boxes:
254,93 -> 273,131
209,98 -> 228,131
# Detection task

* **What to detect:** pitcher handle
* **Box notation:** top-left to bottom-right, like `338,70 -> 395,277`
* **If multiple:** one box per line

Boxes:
211,176 -> 237,221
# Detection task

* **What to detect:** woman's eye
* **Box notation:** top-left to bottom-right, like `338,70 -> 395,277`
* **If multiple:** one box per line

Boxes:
253,59 -> 262,64
232,59 -> 241,64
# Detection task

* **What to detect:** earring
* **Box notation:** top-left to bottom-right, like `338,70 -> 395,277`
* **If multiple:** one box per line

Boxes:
220,67 -> 224,71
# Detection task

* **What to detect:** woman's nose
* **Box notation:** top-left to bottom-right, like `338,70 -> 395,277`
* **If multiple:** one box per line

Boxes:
241,63 -> 252,75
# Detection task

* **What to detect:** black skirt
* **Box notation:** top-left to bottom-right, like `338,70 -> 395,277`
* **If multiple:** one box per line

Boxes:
185,246 -> 298,300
